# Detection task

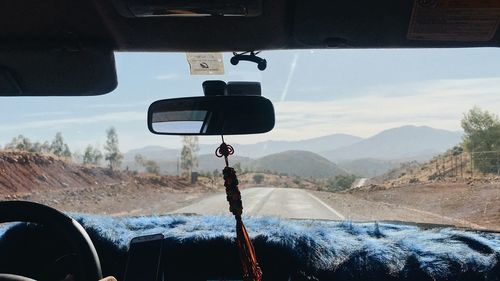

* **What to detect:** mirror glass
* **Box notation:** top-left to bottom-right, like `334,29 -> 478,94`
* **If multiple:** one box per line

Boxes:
148,96 -> 275,135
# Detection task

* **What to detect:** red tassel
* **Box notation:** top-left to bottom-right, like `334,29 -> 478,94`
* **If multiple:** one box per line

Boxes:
236,220 -> 262,281
217,141 -> 262,281
223,166 -> 262,281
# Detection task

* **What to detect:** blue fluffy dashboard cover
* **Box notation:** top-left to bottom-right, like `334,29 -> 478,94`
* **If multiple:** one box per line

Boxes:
1,214 -> 499,280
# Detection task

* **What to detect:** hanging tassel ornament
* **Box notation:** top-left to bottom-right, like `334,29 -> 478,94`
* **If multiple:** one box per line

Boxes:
216,138 -> 262,281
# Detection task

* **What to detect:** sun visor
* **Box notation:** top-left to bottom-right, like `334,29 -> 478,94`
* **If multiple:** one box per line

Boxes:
293,0 -> 500,48
0,46 -> 117,96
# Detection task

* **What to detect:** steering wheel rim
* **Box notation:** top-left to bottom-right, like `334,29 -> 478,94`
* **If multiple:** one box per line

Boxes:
0,201 -> 102,281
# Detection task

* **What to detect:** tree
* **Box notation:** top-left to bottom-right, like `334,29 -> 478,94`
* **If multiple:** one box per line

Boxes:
253,174 -> 264,184
134,154 -> 160,174
208,169 -> 220,187
62,144 -> 72,158
5,135 -> 32,151
31,141 -> 51,154
327,174 -> 357,191
134,154 -> 144,165
48,132 -> 72,159
212,169 -> 219,177
180,136 -> 199,178
50,132 -> 66,157
144,160 -> 160,174
5,136 -> 51,154
4,133 -> 69,157
461,107 -> 500,173
93,147 -> 103,165
104,127 -> 123,171
83,145 -> 103,165
30,142 -> 43,153
134,154 -> 159,174
233,162 -> 242,174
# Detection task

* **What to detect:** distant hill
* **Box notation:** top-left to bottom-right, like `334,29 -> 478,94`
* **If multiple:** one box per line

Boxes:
337,158 -> 401,178
124,145 -> 178,162
199,134 -> 362,157
245,150 -> 347,178
122,146 -> 179,174
197,154 -> 251,172
323,126 -> 462,161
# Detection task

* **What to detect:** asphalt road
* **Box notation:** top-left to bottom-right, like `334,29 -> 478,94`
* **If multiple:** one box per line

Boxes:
353,178 -> 368,188
172,187 -> 345,220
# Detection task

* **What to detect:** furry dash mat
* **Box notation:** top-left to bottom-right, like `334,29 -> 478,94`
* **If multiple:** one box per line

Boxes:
1,215 -> 499,280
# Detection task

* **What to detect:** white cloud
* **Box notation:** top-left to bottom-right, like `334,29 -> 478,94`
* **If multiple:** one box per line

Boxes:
87,102 -> 148,109
223,77 -> 500,144
22,111 -> 70,118
0,111 -> 145,132
154,73 -> 180,80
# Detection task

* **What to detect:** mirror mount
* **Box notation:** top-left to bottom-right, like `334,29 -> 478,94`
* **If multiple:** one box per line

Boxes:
202,81 -> 261,97
202,80 -> 227,96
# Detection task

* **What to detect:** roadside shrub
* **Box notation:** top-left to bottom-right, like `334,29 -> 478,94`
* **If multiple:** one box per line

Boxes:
253,174 -> 264,184
135,154 -> 160,175
461,107 -> 500,173
327,174 -> 356,191
409,177 -> 419,183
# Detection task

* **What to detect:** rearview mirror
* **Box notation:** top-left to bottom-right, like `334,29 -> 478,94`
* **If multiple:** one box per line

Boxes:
148,96 -> 275,135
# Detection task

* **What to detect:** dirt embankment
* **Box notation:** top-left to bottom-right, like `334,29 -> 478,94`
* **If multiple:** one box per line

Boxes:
0,151 -> 221,215
0,152 -> 127,195
346,181 -> 500,231
345,148 -> 500,231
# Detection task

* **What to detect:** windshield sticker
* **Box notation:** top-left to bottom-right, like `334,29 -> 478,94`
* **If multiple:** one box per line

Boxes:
408,0 -> 500,41
186,53 -> 225,75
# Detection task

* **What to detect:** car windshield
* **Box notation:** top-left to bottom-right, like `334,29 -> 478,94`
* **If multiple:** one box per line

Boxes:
1,49 -> 499,231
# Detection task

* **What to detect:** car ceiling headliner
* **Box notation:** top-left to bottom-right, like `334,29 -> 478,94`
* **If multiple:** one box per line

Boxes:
2,0 -> 500,52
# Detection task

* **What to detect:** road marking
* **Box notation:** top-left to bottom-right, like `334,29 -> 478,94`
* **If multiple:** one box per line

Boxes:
305,191 -> 345,220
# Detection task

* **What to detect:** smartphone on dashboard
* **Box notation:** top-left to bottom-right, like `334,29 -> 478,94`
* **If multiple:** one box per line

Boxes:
124,233 -> 164,281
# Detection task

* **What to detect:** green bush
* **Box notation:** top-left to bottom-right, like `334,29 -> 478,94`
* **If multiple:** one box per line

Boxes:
253,174 -> 264,184
327,174 -> 356,191
462,107 -> 500,173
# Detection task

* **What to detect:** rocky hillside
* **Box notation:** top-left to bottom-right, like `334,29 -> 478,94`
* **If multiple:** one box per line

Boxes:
371,147 -> 500,187
0,151 -> 126,194
0,151 -> 193,196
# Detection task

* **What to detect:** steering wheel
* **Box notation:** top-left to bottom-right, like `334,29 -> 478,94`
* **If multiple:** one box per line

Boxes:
0,201 -> 102,281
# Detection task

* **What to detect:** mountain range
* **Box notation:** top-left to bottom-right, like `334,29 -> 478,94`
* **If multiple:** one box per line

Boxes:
321,125 -> 462,161
123,125 -> 463,177
197,133 -> 362,158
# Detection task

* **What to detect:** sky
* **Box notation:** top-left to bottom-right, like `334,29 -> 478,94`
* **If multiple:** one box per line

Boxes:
1,48 -> 500,153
